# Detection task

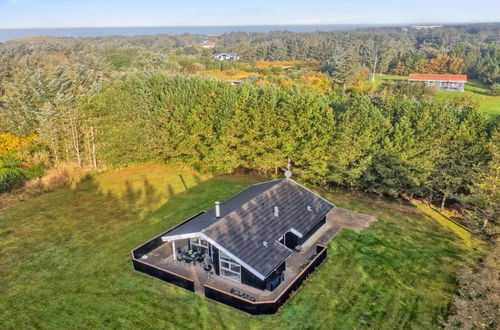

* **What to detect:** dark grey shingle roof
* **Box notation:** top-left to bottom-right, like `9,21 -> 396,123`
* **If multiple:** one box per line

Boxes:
163,179 -> 334,278
165,179 -> 282,237
203,179 -> 333,276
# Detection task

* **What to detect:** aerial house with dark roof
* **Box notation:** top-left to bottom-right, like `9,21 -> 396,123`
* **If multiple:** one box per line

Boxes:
131,177 -> 335,314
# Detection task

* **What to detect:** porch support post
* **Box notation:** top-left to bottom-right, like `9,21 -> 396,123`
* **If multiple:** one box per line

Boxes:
172,240 -> 176,260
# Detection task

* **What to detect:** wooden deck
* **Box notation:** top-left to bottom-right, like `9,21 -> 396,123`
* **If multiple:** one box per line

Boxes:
140,207 -> 377,301
143,242 -> 317,301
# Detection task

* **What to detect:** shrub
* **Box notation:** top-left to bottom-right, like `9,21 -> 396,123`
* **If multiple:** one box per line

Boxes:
25,163 -> 87,194
488,83 -> 500,96
0,168 -> 26,193
0,155 -> 22,169
22,165 -> 45,180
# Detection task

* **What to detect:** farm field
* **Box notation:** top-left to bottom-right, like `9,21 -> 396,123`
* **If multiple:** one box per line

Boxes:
372,74 -> 500,116
0,163 -> 472,329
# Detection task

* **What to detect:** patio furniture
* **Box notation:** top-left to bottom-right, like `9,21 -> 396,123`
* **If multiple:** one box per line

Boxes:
194,253 -> 205,263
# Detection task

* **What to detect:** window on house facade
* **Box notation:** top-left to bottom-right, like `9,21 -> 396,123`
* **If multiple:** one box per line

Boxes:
190,237 -> 209,254
219,251 -> 241,282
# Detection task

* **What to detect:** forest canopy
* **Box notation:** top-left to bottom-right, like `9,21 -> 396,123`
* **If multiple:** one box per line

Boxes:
0,23 -> 498,233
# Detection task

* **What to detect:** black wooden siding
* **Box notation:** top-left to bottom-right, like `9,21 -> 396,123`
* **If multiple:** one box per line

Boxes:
284,232 -> 298,249
298,216 -> 326,246
204,245 -> 328,315
241,267 -> 266,290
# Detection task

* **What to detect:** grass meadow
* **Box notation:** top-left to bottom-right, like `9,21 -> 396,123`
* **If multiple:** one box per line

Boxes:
0,164 -> 472,329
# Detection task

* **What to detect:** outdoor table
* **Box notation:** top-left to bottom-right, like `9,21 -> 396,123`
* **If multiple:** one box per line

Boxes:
179,249 -> 197,263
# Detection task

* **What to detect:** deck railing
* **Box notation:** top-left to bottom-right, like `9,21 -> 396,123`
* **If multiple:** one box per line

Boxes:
204,245 -> 328,315
131,212 -> 205,291
132,258 -> 195,291
131,211 -> 205,259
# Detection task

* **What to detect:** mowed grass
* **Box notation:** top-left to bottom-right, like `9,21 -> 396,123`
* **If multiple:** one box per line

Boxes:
0,164 -> 469,329
368,74 -> 500,116
435,79 -> 500,116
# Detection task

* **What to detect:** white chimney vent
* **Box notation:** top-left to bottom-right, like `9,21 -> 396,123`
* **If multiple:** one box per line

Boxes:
263,241 -> 268,247
273,206 -> 279,217
306,205 -> 312,212
215,201 -> 221,218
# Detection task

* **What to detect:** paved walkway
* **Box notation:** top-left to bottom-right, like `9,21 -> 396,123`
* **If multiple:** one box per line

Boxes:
302,207 -> 377,249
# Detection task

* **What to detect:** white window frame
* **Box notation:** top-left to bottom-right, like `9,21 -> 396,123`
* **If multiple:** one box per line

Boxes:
219,251 -> 241,283
189,237 -> 209,252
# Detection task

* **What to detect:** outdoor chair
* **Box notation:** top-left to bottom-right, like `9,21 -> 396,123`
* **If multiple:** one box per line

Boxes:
194,254 -> 204,263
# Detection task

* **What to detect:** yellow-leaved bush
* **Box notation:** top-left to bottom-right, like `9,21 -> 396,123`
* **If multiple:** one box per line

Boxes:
0,133 -> 37,156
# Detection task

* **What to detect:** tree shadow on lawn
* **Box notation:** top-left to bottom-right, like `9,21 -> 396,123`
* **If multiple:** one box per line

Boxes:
465,80 -> 490,96
0,172 -> 263,329
0,172 -> 472,329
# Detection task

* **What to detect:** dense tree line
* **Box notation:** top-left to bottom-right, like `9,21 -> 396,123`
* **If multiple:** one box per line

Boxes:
81,75 -> 494,208
3,69 -> 496,209
0,24 -> 498,210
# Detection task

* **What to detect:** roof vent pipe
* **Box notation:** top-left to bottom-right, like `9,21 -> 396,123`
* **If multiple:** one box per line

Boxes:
273,206 -> 279,217
215,201 -> 221,218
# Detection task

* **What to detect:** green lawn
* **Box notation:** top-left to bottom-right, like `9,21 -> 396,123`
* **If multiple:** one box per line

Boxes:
0,164 -> 470,329
369,74 -> 500,116
369,74 -> 408,88
435,79 -> 500,116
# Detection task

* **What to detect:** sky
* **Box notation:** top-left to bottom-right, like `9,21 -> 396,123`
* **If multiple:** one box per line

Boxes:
0,0 -> 499,29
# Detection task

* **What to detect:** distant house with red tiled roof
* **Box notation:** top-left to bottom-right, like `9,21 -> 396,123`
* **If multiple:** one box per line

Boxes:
408,73 -> 467,92
198,41 -> 217,48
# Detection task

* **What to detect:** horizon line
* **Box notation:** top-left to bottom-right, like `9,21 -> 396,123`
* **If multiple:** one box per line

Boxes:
1,21 -> 499,30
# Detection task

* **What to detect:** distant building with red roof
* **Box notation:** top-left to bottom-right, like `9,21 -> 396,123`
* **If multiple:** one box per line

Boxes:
198,41 -> 217,49
408,73 -> 467,92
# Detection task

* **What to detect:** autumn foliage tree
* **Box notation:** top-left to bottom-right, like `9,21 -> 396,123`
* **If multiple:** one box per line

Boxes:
426,54 -> 465,74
